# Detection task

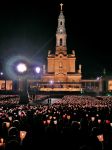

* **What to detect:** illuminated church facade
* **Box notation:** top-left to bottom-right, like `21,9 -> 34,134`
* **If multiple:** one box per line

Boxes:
41,4 -> 82,91
0,4 -> 111,94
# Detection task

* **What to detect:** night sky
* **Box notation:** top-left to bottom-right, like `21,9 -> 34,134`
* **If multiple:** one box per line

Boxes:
0,0 -> 111,79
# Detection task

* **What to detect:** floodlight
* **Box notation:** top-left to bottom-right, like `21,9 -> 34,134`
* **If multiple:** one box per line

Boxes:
35,67 -> 40,74
17,63 -> 27,73
0,72 -> 3,76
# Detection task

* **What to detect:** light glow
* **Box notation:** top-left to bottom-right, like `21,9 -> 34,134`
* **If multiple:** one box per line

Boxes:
17,63 -> 27,73
35,67 -> 40,74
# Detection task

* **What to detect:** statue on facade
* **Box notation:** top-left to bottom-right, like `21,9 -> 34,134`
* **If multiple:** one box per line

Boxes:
43,65 -> 46,74
48,50 -> 51,55
60,3 -> 63,11
72,50 -> 75,55
78,64 -> 82,73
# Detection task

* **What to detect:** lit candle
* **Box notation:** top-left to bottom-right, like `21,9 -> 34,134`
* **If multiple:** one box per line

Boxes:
47,120 -> 51,125
20,131 -> 27,142
98,119 -> 101,124
43,120 -> 46,125
67,115 -> 71,120
96,114 -> 99,117
86,114 -> 88,117
9,116 -> 12,121
54,120 -> 57,125
5,122 -> 10,128
91,117 -> 95,122
0,138 -> 3,144
110,122 -> 112,127
97,134 -> 104,142
53,116 -> 56,119
49,116 -> 52,120
0,138 -> 5,148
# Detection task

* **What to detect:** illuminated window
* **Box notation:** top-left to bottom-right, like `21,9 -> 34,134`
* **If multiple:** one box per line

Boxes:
1,83 -> 5,90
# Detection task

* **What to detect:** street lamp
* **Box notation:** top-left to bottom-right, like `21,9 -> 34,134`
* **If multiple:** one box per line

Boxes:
34,66 -> 41,97
16,63 -> 29,104
48,80 -> 54,105
16,63 -> 27,92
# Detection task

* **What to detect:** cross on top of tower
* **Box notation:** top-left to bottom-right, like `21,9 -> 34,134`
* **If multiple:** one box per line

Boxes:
60,3 -> 63,11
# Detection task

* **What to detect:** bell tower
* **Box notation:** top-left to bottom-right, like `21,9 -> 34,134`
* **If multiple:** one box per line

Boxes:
42,3 -> 82,91
56,3 -> 67,55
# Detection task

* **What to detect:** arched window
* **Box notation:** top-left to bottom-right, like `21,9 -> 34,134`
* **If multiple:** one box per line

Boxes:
60,21 -> 62,25
60,39 -> 62,46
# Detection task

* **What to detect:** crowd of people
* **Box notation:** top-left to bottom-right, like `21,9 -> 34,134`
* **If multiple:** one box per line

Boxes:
0,95 -> 112,149
0,95 -> 19,106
